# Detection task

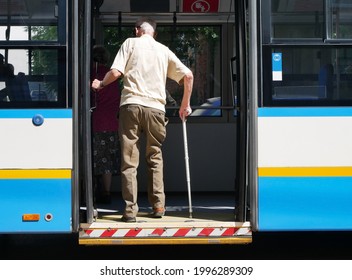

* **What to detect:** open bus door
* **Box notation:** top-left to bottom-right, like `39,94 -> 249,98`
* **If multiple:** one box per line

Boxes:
234,0 -> 249,223
0,0 -> 74,234
78,0 -> 252,245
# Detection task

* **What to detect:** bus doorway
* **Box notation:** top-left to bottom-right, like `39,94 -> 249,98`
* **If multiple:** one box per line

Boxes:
78,0 -> 251,245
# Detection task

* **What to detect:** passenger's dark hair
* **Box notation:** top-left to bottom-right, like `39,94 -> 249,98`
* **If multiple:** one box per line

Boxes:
92,45 -> 110,65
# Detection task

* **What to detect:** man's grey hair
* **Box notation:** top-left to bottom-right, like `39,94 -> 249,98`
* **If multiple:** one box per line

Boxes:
135,17 -> 157,32
140,22 -> 155,33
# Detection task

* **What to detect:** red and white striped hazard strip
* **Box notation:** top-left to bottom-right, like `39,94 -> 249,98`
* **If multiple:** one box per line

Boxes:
80,226 -> 251,238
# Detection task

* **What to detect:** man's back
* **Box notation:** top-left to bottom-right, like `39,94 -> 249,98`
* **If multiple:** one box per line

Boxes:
122,35 -> 169,98
112,34 -> 190,112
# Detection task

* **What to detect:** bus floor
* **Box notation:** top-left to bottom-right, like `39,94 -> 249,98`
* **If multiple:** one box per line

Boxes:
82,191 -> 238,225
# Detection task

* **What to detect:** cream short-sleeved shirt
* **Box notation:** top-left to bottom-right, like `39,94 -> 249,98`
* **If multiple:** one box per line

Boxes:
110,34 -> 191,112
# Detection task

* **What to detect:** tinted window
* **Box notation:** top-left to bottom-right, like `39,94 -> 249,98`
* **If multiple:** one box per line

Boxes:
327,0 -> 352,39
271,0 -> 324,39
0,1 -> 58,41
263,47 -> 352,105
0,0 -> 66,108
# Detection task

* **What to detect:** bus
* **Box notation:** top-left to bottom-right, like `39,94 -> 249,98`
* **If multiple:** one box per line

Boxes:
0,0 -> 351,245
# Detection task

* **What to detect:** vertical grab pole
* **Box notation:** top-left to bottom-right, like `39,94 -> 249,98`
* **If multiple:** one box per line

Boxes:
182,118 -> 193,219
83,0 -> 95,223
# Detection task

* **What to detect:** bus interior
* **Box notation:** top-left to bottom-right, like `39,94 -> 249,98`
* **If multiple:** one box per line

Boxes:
78,0 -> 250,244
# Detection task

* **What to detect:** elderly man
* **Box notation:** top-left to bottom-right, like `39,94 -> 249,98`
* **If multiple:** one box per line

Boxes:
91,17 -> 193,222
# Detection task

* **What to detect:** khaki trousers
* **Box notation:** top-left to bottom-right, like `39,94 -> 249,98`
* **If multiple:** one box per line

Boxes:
119,104 -> 167,217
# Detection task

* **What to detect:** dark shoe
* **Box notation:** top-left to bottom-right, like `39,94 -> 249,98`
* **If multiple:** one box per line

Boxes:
121,216 -> 136,223
151,207 -> 165,218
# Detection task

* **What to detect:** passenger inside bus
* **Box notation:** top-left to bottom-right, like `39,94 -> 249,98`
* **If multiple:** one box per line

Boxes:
0,54 -> 31,102
0,53 -> 12,101
91,45 -> 121,205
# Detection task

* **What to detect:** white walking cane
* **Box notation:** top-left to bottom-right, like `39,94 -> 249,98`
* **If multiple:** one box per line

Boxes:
182,116 -> 193,219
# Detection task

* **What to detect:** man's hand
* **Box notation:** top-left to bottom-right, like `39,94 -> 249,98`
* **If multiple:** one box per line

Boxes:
91,79 -> 103,91
179,106 -> 192,121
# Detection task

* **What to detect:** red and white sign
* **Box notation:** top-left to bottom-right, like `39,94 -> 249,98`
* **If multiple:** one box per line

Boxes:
81,226 -> 251,238
183,0 -> 219,13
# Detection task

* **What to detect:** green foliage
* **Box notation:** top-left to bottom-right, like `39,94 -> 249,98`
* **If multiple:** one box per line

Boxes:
30,26 -> 58,97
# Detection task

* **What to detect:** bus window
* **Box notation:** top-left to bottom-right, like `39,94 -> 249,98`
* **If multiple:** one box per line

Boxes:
263,46 -> 352,106
262,1 -> 352,107
270,0 -> 324,40
0,1 -> 58,42
0,0 -> 66,108
0,48 -> 66,107
327,0 -> 352,40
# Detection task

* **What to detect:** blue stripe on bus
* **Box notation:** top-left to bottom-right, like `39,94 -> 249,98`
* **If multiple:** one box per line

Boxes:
258,177 -> 352,230
0,109 -> 72,118
0,179 -> 72,232
258,107 -> 352,117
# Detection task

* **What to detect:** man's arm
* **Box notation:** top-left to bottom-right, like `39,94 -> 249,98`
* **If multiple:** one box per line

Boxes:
91,68 -> 122,90
179,71 -> 194,120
